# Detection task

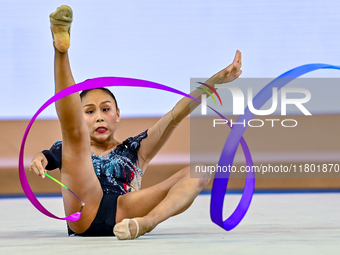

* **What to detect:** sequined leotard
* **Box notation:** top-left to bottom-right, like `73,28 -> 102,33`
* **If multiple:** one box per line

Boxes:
43,130 -> 148,195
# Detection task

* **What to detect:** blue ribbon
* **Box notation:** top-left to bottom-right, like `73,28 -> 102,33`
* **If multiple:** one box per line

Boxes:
210,64 -> 340,231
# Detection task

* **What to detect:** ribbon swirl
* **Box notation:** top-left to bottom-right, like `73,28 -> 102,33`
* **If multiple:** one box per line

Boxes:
19,64 -> 340,228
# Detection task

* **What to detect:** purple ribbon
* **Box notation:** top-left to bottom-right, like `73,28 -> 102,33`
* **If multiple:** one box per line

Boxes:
19,78 -> 203,221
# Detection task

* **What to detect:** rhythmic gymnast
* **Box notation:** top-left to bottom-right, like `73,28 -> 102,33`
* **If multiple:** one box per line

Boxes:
29,5 -> 242,239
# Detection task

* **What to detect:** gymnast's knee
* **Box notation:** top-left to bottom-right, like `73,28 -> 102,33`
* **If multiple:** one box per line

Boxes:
193,164 -> 211,189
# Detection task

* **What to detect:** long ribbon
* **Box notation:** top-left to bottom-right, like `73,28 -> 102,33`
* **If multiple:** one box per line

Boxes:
19,64 -> 339,227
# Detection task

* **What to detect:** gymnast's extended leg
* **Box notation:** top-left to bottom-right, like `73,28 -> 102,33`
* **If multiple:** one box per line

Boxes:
114,165 -> 210,239
50,5 -> 103,234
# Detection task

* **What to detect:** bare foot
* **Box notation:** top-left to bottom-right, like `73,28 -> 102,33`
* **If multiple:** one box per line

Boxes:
50,5 -> 73,52
113,217 -> 151,240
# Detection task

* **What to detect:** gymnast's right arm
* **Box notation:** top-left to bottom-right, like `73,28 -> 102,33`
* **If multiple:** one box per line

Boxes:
137,50 -> 242,170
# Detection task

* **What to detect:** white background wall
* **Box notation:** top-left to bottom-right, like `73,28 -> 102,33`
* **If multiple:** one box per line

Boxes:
1,0 -> 340,119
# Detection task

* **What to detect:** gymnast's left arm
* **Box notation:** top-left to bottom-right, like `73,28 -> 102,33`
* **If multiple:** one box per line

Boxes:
138,50 -> 242,170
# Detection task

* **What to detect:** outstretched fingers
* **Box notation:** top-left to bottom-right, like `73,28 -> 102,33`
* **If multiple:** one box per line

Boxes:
228,50 -> 242,73
225,50 -> 242,80
209,50 -> 242,84
233,50 -> 242,66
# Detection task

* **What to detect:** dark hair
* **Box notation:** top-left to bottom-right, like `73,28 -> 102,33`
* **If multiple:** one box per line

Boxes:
80,88 -> 119,109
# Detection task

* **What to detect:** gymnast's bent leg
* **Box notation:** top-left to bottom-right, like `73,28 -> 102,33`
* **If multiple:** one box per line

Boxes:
50,5 -> 103,234
114,165 -> 210,239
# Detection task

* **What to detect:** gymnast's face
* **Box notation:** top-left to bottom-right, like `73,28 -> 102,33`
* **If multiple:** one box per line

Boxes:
81,89 -> 120,143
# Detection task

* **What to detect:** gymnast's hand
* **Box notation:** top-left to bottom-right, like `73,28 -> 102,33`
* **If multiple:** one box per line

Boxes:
208,50 -> 242,85
29,152 -> 48,178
